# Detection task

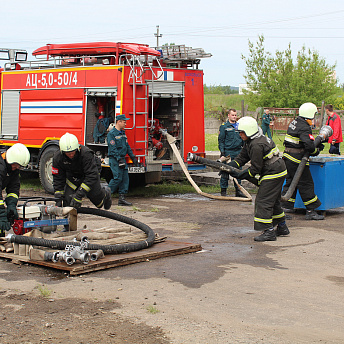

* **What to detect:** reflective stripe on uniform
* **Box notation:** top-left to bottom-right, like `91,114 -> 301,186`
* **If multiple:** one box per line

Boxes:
284,134 -> 301,144
283,153 -> 309,165
263,146 -> 279,159
66,179 -> 77,190
81,182 -> 91,192
258,169 -> 287,185
304,195 -> 318,205
272,212 -> 285,219
254,217 -> 273,224
6,193 -> 18,200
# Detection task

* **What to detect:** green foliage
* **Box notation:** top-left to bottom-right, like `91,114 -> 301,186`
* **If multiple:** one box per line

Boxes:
204,94 -> 255,122
327,87 -> 344,110
241,35 -> 338,108
204,84 -> 239,95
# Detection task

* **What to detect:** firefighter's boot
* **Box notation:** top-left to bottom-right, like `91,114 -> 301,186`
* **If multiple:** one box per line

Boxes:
118,194 -> 132,206
254,228 -> 277,242
103,187 -> 112,210
305,210 -> 324,220
221,188 -> 227,196
276,221 -> 290,236
235,189 -> 246,198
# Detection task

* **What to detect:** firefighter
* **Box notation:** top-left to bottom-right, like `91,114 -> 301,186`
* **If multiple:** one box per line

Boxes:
52,133 -> 112,211
281,102 -> 324,220
0,143 -> 30,237
227,117 -> 289,242
218,108 -> 245,197
107,114 -> 138,206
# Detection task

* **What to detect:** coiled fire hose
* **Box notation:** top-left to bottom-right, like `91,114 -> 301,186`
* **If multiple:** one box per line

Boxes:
6,207 -> 156,254
162,131 -> 252,201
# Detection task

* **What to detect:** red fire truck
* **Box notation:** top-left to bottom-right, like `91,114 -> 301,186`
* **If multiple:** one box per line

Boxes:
0,42 -> 211,193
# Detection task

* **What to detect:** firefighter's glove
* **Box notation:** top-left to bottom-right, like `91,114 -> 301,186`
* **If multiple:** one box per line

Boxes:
0,207 -> 11,232
70,194 -> 82,209
70,187 -> 86,209
5,197 -> 18,220
231,168 -> 250,181
132,157 -> 139,167
318,143 -> 325,151
118,158 -> 126,169
54,192 -> 64,207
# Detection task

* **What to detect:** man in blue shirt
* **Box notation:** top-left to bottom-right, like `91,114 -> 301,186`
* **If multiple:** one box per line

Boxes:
107,114 -> 138,206
218,109 -> 244,197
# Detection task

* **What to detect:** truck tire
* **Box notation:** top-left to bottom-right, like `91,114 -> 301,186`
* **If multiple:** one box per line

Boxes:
39,145 -> 59,194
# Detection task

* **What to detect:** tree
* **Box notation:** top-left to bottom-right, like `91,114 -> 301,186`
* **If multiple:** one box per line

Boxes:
241,35 -> 337,108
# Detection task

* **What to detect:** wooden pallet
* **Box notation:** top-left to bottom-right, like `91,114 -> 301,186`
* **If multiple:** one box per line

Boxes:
0,240 -> 202,276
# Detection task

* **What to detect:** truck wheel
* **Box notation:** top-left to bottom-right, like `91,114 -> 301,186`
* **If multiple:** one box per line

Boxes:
39,146 -> 59,194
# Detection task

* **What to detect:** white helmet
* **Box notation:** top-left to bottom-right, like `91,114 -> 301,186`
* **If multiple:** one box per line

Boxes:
299,102 -> 317,119
6,143 -> 30,167
59,133 -> 79,152
237,117 -> 259,137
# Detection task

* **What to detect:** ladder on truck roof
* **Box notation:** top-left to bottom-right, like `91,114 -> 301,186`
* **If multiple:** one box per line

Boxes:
155,45 -> 212,68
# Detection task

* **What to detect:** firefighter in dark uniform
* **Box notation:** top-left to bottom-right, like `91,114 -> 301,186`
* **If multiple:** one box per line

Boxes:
218,109 -> 245,197
281,102 -> 324,220
227,117 -> 289,242
107,114 -> 138,206
0,143 -> 30,236
52,132 -> 112,211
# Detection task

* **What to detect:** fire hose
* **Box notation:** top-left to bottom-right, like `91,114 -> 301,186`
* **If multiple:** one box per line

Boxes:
162,131 -> 252,201
281,125 -> 333,202
6,207 -> 155,254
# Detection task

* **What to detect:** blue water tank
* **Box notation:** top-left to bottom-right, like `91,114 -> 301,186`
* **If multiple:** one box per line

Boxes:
294,156 -> 344,210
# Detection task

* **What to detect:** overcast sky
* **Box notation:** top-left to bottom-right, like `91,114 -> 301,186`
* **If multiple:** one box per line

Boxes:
1,0 -> 343,87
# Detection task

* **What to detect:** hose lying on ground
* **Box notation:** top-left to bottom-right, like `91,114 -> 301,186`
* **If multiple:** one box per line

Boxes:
6,207 -> 156,254
162,131 -> 252,202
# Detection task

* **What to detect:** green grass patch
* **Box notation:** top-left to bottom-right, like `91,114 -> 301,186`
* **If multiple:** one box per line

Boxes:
205,133 -> 219,151
36,284 -> 52,298
20,172 -> 43,191
146,305 -> 160,314
128,181 -> 221,197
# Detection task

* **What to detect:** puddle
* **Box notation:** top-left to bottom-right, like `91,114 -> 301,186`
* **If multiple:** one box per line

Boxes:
162,193 -> 213,201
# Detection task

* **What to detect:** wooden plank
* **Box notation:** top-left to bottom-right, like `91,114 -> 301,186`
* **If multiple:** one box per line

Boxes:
0,240 -> 202,275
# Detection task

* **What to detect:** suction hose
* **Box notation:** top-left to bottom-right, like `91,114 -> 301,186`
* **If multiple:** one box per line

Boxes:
162,131 -> 252,201
6,207 -> 155,254
281,125 -> 333,202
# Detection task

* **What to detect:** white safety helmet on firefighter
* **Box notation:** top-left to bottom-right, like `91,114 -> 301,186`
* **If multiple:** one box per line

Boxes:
6,143 -> 30,167
237,116 -> 259,138
59,133 -> 80,153
299,102 -> 317,119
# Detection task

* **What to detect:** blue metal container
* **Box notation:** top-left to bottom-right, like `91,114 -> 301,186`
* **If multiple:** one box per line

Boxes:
294,156 -> 344,210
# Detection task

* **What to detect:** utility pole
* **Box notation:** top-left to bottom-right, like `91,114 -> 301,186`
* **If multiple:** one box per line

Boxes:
154,25 -> 162,47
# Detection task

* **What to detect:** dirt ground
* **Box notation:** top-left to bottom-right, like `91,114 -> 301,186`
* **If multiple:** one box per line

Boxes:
1,188 -> 344,344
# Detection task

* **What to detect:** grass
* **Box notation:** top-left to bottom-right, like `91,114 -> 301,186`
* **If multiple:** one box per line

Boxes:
128,181 -> 221,197
36,284 -> 52,298
146,305 -> 160,314
204,94 -> 254,114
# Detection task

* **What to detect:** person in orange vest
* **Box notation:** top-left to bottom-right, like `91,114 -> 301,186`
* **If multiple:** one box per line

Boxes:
325,104 -> 343,155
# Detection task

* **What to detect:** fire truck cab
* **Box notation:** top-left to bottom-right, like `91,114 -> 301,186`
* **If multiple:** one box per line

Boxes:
0,43 -> 211,193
